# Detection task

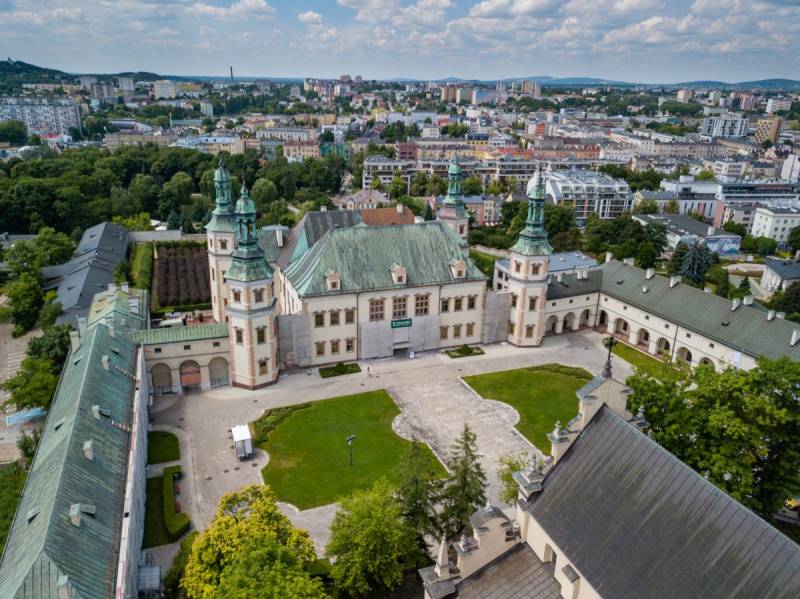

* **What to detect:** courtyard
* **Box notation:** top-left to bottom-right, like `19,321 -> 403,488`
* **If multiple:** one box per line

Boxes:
150,329 -> 633,555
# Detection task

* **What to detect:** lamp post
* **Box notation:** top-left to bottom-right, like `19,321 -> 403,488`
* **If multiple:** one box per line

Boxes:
347,434 -> 356,466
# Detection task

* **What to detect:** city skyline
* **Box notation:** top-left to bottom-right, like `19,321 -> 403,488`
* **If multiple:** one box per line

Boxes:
0,0 -> 798,83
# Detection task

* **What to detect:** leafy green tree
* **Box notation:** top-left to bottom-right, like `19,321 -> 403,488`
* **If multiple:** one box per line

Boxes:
439,424 -> 487,539
167,211 -> 181,230
667,242 -> 688,276
395,440 -> 440,539
665,199 -> 679,214
497,451 -> 529,504
34,227 -> 74,265
113,212 -> 153,231
423,203 -> 434,221
326,479 -> 418,598
788,227 -> 800,253
550,228 -> 581,252
27,324 -> 72,368
38,291 -> 62,329
128,174 -> 160,215
643,223 -> 668,255
1,357 -> 59,410
626,358 -> 800,518
680,241 -> 712,286
319,130 -> 335,143
425,174 -> 447,196
388,174 -> 407,199
7,271 -> 44,335
251,178 -> 279,213
462,175 -> 482,196
0,120 -> 27,145
543,204 -> 576,237
370,175 -> 383,191
723,219 -> 747,238
695,169 -> 715,181
16,428 -> 40,468
635,199 -> 659,214
182,485 -> 317,598
636,242 -> 658,269
716,268 -> 730,298
739,275 -> 751,293
411,171 -> 429,197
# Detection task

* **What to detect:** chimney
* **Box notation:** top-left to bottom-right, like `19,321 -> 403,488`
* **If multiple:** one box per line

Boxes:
101,355 -> 110,370
92,405 -> 101,419
548,421 -> 572,464
556,272 -> 563,283
669,275 -> 681,288
57,576 -> 71,599
743,295 -> 753,305
320,206 -> 327,212
83,440 -> 94,461
731,298 -> 741,311
767,310 -> 776,321
108,322 -> 115,338
704,287 -> 712,293
433,537 -> 451,579
77,317 -> 87,338
707,225 -> 715,236
275,228 -> 284,248
121,281 -> 129,293
396,203 -> 403,214
69,330 -> 80,352
605,251 -> 613,263
792,330 -> 800,346
68,504 -> 81,527
795,249 -> 800,260
777,311 -> 786,319
107,282 -> 117,296
645,268 -> 654,280
623,257 -> 634,266
642,285 -> 648,294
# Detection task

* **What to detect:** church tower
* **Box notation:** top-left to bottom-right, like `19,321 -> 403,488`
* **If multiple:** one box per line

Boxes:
506,167 -> 553,347
226,182 -> 279,389
437,156 -> 470,241
205,158 -> 237,323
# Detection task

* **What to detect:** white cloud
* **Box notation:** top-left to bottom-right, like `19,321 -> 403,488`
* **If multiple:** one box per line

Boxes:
470,0 -> 560,18
198,24 -> 215,35
298,10 -> 323,24
188,0 -> 275,20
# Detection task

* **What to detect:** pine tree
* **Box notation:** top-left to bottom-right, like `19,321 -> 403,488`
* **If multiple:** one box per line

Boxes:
439,424 -> 487,540
739,275 -> 750,293
680,241 -> 712,286
423,203 -> 434,221
667,242 -> 688,276
395,440 -> 440,540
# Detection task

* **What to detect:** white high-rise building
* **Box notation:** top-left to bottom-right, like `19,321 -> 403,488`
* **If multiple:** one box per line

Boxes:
0,97 -> 81,136
700,114 -> 748,138
116,76 -> 135,92
153,80 -> 178,99
766,98 -> 793,114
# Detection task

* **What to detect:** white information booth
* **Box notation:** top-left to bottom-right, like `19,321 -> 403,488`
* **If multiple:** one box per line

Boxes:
231,425 -> 253,460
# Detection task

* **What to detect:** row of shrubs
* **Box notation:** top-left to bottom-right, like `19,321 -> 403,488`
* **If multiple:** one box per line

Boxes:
163,465 -> 190,541
252,406 -> 307,445
151,302 -> 212,318
526,363 -> 593,380
446,344 -> 485,359
319,361 -> 362,378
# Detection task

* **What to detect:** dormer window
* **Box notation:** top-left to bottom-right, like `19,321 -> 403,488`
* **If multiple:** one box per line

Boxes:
450,259 -> 466,279
325,270 -> 341,292
391,263 -> 407,285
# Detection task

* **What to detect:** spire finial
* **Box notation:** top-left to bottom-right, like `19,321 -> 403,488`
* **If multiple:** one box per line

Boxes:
240,176 -> 248,195
219,154 -> 225,168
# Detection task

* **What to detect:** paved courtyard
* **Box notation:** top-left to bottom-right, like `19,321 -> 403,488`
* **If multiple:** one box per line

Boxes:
151,330 -> 631,555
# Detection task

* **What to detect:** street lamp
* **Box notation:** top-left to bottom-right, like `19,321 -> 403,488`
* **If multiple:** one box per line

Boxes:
347,434 -> 356,466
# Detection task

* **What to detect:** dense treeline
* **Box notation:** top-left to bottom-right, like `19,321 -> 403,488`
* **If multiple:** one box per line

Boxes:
0,145 -> 346,235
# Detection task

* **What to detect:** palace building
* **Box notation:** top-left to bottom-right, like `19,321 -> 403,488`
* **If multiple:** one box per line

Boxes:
131,157 -> 800,396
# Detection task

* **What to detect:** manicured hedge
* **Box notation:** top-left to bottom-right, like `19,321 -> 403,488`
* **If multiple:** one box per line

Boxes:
446,344 -> 485,359
319,361 -> 361,378
162,466 -> 190,541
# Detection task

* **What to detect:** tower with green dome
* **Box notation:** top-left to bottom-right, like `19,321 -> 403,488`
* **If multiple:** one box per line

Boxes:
504,166 -> 553,348
436,156 -> 470,241
206,157 -> 237,323
225,181 -> 278,389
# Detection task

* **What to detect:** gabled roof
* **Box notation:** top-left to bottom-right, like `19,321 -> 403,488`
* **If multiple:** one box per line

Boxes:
598,260 -> 800,360
130,322 -> 228,345
525,406 -> 800,599
765,257 -> 800,281
358,206 -> 416,226
279,209 -> 361,268
0,289 -> 147,599
284,221 -> 485,297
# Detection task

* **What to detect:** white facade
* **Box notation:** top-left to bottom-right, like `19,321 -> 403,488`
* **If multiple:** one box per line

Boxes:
0,97 -> 81,136
766,98 -> 792,114
700,114 -> 748,138
227,278 -> 278,388
153,80 -> 178,99
751,207 -> 800,247
545,170 -> 633,221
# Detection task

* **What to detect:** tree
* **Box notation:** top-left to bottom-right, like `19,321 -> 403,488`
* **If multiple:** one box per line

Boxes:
388,175 -> 407,199
182,485 -> 317,598
27,323 -> 72,368
635,199 -> 659,214
695,169 -> 715,181
462,175 -> 482,196
497,451 -> 529,504
0,120 -> 27,145
38,291 -> 62,329
665,199 -> 680,214
411,171 -> 429,197
636,242 -> 658,269
643,223 -> 668,256
395,440 -> 440,539
739,275 -> 751,293
716,268 -> 730,298
113,212 -> 153,231
7,271 -> 44,335
370,175 -> 383,191
425,174 -> 447,196
319,130 -> 334,143
326,479 -> 418,598
17,428 -> 40,468
667,242 -> 688,276
1,357 -> 59,410
423,203 -> 434,221
543,204 -> 576,237
723,219 -> 747,238
788,227 -> 800,253
33,227 -> 74,265
626,358 -> 800,518
251,178 -> 279,213
439,424 -> 487,539
680,241 -> 712,286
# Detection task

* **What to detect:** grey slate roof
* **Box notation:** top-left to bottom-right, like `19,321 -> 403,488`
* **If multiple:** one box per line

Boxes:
0,288 -> 147,599
546,270 -> 602,299
257,225 -> 290,264
455,544 -> 561,599
468,505 -> 509,530
40,222 -> 129,327
524,406 -> 800,599
280,209 -> 362,267
765,257 -> 800,281
284,221 -> 485,297
598,260 -> 800,360
635,213 -> 739,240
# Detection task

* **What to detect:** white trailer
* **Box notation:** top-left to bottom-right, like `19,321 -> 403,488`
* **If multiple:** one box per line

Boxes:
231,425 -> 253,460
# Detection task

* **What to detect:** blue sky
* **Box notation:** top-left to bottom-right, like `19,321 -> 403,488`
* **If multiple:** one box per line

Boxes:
0,1 -> 798,82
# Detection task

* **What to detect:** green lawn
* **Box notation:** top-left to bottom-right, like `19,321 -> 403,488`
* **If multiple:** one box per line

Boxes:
148,431 -> 180,464
463,364 -> 592,453
469,249 -> 498,279
256,390 -> 445,510
142,476 -> 170,548
611,341 -> 673,379
0,463 -> 27,555
130,243 -> 153,290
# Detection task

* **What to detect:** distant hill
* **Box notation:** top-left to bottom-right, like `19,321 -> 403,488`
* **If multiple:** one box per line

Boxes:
675,78 -> 800,90
0,59 -> 72,85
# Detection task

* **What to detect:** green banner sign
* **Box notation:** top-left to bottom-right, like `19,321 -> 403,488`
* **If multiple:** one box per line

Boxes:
391,318 -> 412,329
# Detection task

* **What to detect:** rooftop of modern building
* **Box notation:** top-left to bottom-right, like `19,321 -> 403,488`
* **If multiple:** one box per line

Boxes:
755,206 -> 800,215
634,213 -> 739,238
765,257 -> 800,280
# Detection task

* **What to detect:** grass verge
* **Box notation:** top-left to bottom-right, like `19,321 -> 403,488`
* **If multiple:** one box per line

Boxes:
469,249 -> 498,279
463,363 -> 592,453
609,339 -> 674,379
0,463 -> 27,554
319,361 -> 362,378
143,476 -> 170,548
148,431 -> 180,464
254,390 -> 445,509
130,243 -> 153,290
163,466 -> 190,541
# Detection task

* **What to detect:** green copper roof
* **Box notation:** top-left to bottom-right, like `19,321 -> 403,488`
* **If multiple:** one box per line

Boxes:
130,322 -> 228,345
205,157 -> 236,233
226,182 -> 273,283
284,221 -> 485,297
440,156 -> 469,219
0,289 -> 146,599
511,169 -> 552,256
